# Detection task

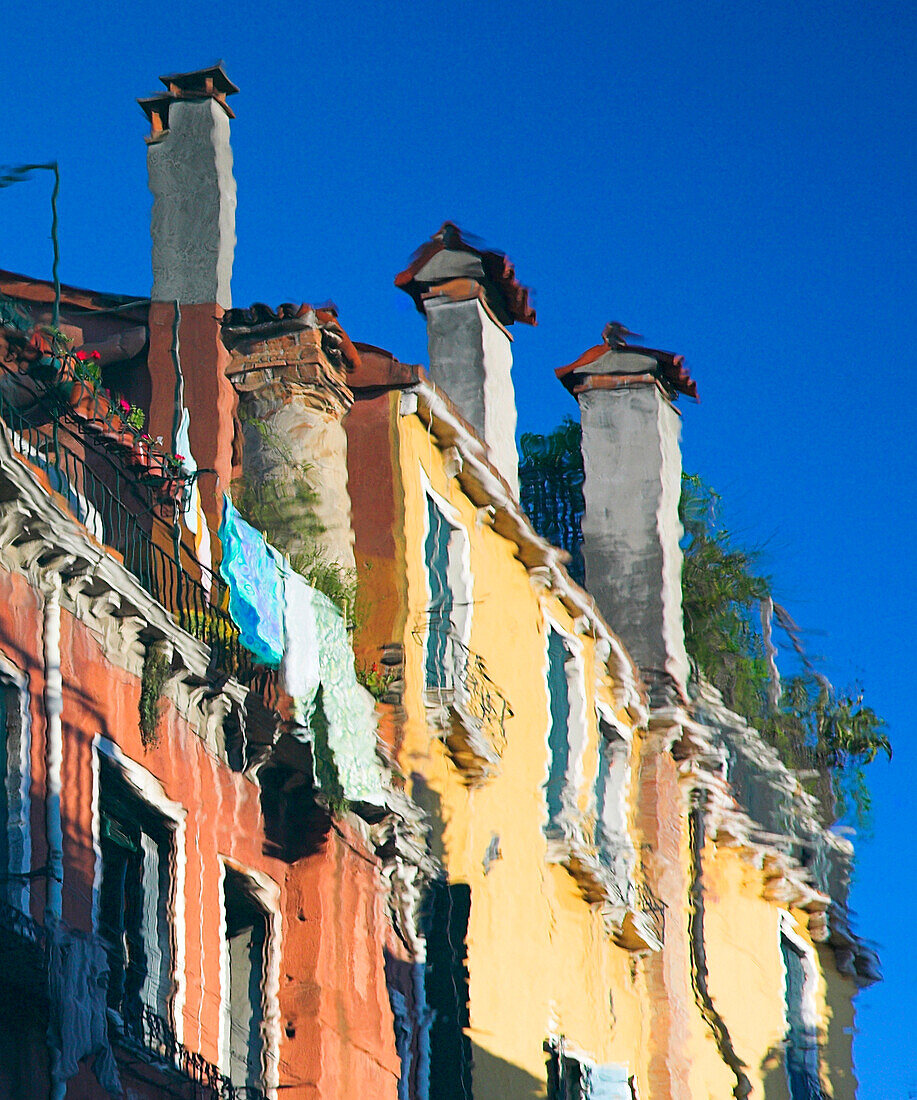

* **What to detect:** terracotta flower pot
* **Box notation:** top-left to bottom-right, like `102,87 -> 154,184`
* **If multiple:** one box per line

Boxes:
68,380 -> 96,420
129,438 -> 152,469
84,392 -> 113,434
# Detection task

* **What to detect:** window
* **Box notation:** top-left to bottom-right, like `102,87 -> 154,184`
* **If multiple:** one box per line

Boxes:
546,1042 -> 631,1100
544,627 -> 586,834
780,922 -> 823,1100
422,490 -> 471,699
423,881 -> 472,1100
98,762 -> 173,1027
593,712 -> 634,902
223,867 -> 269,1091
0,662 -> 30,914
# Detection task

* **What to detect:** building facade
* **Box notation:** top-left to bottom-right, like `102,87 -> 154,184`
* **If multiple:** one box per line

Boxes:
0,65 -> 875,1100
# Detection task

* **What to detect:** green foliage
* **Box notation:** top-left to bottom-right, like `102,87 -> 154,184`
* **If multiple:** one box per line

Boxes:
519,418 -> 586,585
355,660 -> 397,700
516,416 -> 890,824
139,645 -> 170,749
679,473 -> 771,716
288,545 -> 359,625
679,472 -> 890,825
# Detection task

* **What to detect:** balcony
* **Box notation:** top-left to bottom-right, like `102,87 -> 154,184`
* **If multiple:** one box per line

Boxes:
545,824 -> 665,951
0,372 -> 269,688
417,625 -> 514,783
0,903 -> 266,1098
115,1003 -> 267,1100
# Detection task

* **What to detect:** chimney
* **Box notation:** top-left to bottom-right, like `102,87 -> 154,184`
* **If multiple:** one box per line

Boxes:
139,64 -> 240,538
557,325 -> 698,701
222,303 -> 359,572
395,223 -> 536,495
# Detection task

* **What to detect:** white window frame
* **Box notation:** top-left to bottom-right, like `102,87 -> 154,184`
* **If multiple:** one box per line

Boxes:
542,616 -> 589,833
218,857 -> 281,1095
778,910 -> 821,1095
593,702 -> 636,897
419,466 -> 473,705
0,653 -> 31,914
91,736 -> 187,1042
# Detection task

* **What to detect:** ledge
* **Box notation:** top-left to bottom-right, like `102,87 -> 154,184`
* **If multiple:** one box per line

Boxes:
545,823 -> 661,952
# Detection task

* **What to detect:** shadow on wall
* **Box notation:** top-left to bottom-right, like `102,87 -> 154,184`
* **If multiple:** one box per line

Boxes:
410,772 -> 445,863
472,1042 -> 547,1100
760,1048 -> 792,1100
258,756 -> 331,862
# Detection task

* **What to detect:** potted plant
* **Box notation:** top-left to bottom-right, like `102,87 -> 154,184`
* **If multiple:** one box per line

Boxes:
129,433 -> 154,471
65,350 -> 103,419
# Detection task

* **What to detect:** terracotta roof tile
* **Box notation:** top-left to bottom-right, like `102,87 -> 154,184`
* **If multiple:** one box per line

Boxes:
395,222 -> 536,327
556,332 -> 698,401
221,302 -> 362,371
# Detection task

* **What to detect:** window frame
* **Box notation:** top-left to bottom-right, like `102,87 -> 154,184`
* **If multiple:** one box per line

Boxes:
419,469 -> 473,704
778,911 -> 823,1099
0,653 -> 31,914
592,704 -> 636,899
542,618 -> 588,836
218,858 -> 281,1094
91,738 -> 186,1041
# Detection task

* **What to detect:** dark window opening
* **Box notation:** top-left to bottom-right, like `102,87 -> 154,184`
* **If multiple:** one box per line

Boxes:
223,868 -> 268,1091
781,934 -> 823,1100
0,679 -> 27,910
423,881 -> 472,1100
545,630 -> 573,830
98,762 -> 173,1026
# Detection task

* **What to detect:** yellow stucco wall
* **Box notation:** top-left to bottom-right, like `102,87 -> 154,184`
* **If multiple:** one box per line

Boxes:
397,415 -> 648,1094
392,409 -> 850,1100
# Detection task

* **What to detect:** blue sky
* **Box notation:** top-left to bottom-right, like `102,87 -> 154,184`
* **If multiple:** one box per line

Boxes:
3,1 -> 915,1092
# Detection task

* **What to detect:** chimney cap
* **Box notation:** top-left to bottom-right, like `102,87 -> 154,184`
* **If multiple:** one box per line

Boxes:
556,326 -> 698,401
395,221 -> 536,327
138,63 -> 238,133
158,62 -> 239,97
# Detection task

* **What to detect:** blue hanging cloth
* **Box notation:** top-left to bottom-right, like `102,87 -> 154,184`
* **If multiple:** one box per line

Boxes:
217,496 -> 285,667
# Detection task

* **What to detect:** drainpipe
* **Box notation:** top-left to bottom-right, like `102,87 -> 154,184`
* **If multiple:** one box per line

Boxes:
43,571 -> 63,923
42,571 -> 66,1100
688,792 -> 752,1100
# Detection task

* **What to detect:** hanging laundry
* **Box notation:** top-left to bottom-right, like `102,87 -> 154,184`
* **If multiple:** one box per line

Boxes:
280,569 -> 322,723
175,407 -> 213,593
218,495 -> 284,666
311,589 -> 385,806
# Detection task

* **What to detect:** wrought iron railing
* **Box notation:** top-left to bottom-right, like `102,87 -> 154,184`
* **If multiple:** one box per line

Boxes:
0,381 -> 268,685
413,619 -> 514,755
635,878 -> 666,945
119,1004 -> 267,1100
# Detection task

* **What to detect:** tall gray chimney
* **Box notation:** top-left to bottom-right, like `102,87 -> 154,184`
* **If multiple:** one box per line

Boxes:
138,64 -> 240,536
140,64 -> 238,308
395,223 -> 536,495
557,326 -> 697,699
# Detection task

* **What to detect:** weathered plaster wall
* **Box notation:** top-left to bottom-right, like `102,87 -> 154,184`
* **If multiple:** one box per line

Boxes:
395,411 -> 649,1093
424,297 -> 519,495
231,328 -> 357,570
147,98 -> 236,309
0,545 -> 399,1098
146,300 -> 238,538
693,844 -> 790,1097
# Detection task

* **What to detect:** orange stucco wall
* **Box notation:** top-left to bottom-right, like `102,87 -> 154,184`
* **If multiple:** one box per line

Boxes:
0,559 -> 399,1099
